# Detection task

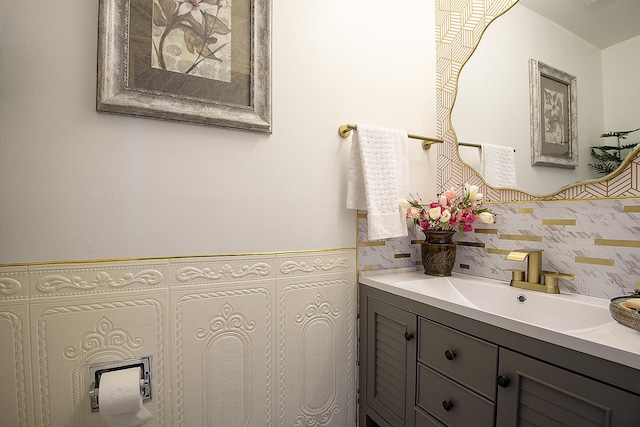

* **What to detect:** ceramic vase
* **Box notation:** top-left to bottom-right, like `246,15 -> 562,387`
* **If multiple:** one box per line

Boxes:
421,230 -> 457,276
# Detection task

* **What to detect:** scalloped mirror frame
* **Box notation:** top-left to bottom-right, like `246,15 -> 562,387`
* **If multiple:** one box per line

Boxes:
435,0 -> 640,202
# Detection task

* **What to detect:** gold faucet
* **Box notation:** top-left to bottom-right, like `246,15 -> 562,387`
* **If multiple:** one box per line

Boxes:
506,249 -> 574,294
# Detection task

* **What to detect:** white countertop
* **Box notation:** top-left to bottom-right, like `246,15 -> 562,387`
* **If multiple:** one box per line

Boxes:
360,270 -> 640,370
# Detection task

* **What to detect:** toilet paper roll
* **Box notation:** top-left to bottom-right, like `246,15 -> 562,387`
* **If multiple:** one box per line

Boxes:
99,367 -> 151,427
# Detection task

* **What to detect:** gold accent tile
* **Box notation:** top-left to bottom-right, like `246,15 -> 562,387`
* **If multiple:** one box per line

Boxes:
362,265 -> 374,271
487,248 -> 512,256
518,208 -> 534,214
459,264 -> 470,270
357,212 -> 368,219
624,206 -> 640,213
357,241 -> 386,247
411,239 -> 425,244
474,228 -> 498,234
542,219 -> 576,226
499,234 -> 543,242
457,241 -> 486,248
415,261 -> 423,266
575,256 -> 615,267
595,239 -> 640,248
394,253 -> 411,259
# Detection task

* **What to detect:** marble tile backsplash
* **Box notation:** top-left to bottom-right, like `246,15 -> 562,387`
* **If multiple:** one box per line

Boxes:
357,199 -> 640,299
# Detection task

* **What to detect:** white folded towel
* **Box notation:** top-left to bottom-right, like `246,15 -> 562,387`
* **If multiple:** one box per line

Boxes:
480,143 -> 518,188
346,124 -> 409,240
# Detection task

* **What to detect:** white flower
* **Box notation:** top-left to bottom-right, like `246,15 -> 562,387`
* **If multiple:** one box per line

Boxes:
465,183 -> 483,203
398,199 -> 412,209
177,0 -> 215,24
476,212 -> 495,224
440,209 -> 451,224
428,207 -> 442,221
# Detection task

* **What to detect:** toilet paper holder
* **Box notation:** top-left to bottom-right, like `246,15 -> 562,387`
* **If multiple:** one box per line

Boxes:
88,356 -> 152,413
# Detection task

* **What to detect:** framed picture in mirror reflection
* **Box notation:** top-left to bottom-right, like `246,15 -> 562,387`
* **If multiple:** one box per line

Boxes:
529,59 -> 577,168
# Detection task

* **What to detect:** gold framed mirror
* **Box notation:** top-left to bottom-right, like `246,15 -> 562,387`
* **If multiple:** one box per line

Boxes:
436,0 -> 640,202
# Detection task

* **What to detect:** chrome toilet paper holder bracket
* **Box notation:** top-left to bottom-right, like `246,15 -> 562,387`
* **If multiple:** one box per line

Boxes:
88,356 -> 152,413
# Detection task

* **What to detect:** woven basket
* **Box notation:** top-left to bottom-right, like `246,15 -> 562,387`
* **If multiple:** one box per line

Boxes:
609,295 -> 640,332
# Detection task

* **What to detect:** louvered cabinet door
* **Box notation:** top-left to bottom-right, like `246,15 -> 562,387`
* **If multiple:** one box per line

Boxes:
366,297 -> 417,427
496,348 -> 640,427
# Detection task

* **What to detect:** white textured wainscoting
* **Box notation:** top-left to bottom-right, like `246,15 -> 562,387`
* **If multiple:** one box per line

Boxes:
0,249 -> 356,427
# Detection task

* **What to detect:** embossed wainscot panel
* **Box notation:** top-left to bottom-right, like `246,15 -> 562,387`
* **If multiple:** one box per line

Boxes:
30,293 -> 167,427
172,284 -> 273,427
29,260 -> 169,298
276,250 -> 356,278
0,304 -> 33,427
277,278 -> 356,427
0,266 -> 28,300
171,255 -> 276,287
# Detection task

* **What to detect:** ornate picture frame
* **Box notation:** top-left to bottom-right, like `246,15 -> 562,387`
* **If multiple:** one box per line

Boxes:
97,0 -> 271,133
529,59 -> 577,168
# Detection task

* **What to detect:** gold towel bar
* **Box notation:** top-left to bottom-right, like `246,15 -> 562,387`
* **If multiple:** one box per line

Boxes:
459,141 -> 481,149
459,141 -> 516,152
338,124 -> 444,150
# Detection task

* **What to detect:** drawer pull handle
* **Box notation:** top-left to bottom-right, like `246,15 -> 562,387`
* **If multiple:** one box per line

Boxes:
444,350 -> 456,361
442,400 -> 454,412
404,332 -> 414,341
497,375 -> 511,388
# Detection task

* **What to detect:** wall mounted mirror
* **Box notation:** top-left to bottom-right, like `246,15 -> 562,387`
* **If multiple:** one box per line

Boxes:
451,0 -> 640,196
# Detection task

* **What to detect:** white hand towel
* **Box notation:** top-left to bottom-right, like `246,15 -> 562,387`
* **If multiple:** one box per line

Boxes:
346,124 -> 409,240
480,143 -> 517,188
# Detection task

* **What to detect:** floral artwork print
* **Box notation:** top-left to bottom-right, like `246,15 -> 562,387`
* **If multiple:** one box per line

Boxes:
543,88 -> 565,145
152,0 -> 232,82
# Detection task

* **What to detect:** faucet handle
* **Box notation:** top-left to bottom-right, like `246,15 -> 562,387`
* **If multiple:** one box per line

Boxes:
542,272 -> 574,287
505,269 -> 525,281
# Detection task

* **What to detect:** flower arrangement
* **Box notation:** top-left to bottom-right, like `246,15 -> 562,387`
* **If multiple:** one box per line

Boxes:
401,184 -> 495,234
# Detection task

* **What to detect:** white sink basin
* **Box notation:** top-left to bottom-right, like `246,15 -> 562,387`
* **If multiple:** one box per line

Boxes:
444,275 -> 615,332
360,271 -> 640,370
382,274 -> 614,333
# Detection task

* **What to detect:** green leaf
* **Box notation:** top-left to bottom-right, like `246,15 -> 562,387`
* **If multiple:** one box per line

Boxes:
159,0 -> 177,19
203,15 -> 231,35
590,145 -> 621,151
600,127 -> 640,139
152,3 -> 167,27
182,26 -> 199,53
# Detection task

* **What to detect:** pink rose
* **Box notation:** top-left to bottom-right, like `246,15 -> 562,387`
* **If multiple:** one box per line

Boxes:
461,212 -> 475,223
445,188 -> 456,200
407,207 -> 421,219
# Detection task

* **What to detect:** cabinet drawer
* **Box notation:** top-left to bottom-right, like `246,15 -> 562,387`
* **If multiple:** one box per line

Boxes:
418,317 -> 497,399
415,406 -> 446,427
417,364 -> 494,427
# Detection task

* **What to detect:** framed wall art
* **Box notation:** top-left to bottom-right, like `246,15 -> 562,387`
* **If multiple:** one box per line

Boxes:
97,0 -> 272,133
529,59 -> 577,168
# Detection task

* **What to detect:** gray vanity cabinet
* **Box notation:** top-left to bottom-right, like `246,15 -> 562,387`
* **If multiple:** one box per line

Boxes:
416,318 -> 497,427
496,347 -> 640,426
365,297 -> 417,427
359,284 -> 640,427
